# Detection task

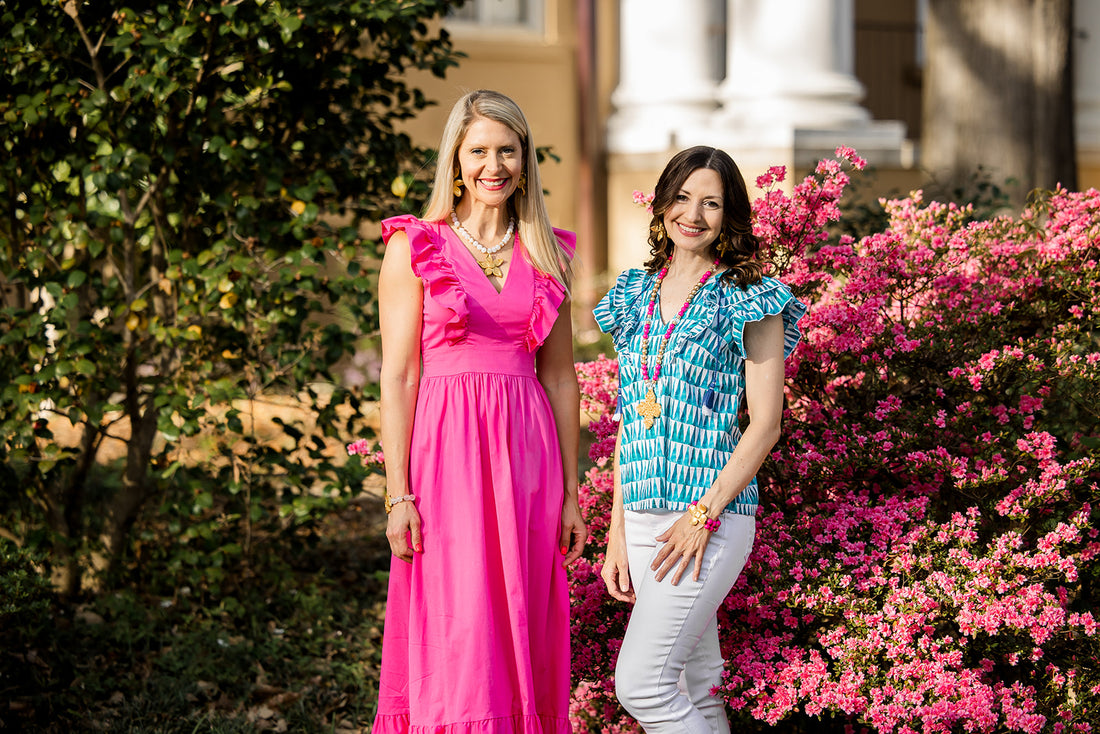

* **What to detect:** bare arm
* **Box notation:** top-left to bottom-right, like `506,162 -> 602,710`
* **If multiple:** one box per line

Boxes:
536,299 -> 587,565
695,313 -> 786,510
378,229 -> 425,562
652,313 -> 787,583
600,425 -> 635,602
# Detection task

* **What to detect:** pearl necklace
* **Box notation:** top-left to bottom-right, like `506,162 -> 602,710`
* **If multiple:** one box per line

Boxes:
636,255 -> 721,430
450,209 -> 515,277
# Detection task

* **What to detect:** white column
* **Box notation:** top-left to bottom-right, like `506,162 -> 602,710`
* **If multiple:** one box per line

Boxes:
717,0 -> 867,136
1076,0 -> 1100,160
711,0 -> 906,169
607,0 -> 718,153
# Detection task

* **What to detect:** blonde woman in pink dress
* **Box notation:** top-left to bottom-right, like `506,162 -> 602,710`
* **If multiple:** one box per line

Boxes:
373,89 -> 587,734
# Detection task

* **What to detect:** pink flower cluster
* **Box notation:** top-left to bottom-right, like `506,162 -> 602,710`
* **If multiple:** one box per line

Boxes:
577,355 -> 621,467
631,190 -> 655,213
569,149 -> 1100,733
345,438 -> 385,466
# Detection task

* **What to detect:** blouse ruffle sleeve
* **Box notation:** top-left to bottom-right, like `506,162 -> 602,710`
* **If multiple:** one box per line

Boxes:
381,215 -> 469,346
524,227 -> 577,352
725,276 -> 807,359
593,268 -> 649,353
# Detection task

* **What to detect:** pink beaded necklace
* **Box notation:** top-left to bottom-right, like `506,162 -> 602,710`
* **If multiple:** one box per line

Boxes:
636,255 -> 721,429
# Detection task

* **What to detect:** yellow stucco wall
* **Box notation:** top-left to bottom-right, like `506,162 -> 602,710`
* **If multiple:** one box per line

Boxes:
1081,150 -> 1100,191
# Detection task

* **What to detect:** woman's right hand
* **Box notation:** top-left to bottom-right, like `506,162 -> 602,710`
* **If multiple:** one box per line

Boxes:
600,529 -> 635,603
386,500 -> 422,563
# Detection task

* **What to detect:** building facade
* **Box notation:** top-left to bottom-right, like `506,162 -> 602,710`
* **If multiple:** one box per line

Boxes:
402,0 -> 1100,328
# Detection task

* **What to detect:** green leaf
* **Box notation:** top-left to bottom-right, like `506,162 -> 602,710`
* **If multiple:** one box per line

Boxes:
192,492 -> 214,513
53,160 -> 72,182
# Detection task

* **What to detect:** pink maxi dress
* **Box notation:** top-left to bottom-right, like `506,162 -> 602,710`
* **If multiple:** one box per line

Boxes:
373,215 -> 573,734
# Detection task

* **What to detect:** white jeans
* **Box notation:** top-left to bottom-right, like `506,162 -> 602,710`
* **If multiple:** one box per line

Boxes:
614,510 -> 756,734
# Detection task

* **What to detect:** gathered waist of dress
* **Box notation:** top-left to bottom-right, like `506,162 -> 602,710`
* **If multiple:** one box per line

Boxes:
422,345 -> 537,377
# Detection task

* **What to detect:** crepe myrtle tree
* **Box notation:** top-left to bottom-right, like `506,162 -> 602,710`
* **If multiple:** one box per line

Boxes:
0,0 -> 462,595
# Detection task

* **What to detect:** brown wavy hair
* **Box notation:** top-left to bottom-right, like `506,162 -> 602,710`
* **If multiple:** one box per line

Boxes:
643,146 -> 764,288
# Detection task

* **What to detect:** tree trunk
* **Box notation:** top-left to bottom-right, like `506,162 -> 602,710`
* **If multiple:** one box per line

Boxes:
95,358 -> 158,579
42,417 -> 103,597
922,0 -> 1077,205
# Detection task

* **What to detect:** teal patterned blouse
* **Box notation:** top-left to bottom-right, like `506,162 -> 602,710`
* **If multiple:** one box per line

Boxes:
594,269 -> 806,516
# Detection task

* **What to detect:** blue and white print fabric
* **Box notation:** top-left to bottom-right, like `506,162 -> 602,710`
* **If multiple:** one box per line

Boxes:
594,269 -> 806,516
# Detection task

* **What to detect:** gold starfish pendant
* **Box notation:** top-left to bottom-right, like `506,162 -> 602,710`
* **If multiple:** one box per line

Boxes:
636,388 -> 661,429
477,253 -> 504,278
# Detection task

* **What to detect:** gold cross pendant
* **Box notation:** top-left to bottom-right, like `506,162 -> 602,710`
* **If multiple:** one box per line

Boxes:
477,253 -> 504,278
636,388 -> 661,429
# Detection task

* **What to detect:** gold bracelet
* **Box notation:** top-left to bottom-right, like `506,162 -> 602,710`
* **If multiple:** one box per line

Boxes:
687,502 -> 709,526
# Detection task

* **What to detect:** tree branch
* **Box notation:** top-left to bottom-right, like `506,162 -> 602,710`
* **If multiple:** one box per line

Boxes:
60,1 -> 108,92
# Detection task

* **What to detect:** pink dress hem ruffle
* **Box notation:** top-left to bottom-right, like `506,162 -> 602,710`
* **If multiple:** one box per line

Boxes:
372,713 -> 573,734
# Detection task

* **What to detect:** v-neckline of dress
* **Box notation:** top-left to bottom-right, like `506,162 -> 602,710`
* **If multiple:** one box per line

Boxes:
649,270 -> 719,325
444,223 -> 521,296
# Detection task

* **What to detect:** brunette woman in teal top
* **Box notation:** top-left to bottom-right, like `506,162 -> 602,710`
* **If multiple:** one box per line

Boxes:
594,146 -> 805,734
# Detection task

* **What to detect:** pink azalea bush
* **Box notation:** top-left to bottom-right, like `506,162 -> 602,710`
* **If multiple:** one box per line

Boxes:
570,148 -> 1100,732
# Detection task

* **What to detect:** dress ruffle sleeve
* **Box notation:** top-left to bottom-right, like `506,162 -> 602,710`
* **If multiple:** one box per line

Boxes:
524,228 -> 577,352
724,276 -> 807,359
593,268 -> 650,353
381,215 -> 469,346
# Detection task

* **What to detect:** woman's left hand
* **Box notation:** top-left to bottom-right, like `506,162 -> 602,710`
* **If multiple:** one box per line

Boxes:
559,494 -> 588,567
652,513 -> 712,584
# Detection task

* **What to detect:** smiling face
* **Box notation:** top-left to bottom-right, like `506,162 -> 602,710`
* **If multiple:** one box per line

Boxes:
455,116 -> 524,210
661,167 -> 725,258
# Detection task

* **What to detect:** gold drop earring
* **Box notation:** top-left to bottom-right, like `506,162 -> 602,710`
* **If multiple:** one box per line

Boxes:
717,231 -> 731,255
453,168 -> 464,199
517,172 -> 527,196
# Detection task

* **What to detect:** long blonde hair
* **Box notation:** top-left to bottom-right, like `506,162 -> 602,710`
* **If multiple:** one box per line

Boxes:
422,90 -> 572,290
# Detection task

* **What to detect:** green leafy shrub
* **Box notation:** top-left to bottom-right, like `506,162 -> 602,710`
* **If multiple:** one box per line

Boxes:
0,0 -> 459,596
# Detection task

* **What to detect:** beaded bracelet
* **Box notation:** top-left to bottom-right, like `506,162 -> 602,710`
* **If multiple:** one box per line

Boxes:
687,502 -> 721,533
384,493 -> 416,514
